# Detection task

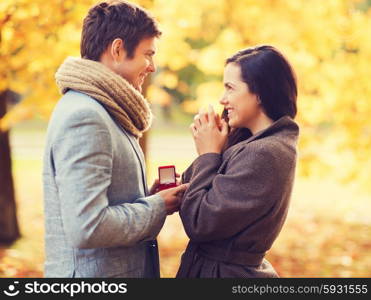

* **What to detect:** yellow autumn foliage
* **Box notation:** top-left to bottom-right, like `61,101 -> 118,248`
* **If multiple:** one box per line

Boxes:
0,0 -> 370,189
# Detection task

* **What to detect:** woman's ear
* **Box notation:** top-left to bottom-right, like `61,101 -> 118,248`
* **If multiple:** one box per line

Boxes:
256,95 -> 262,105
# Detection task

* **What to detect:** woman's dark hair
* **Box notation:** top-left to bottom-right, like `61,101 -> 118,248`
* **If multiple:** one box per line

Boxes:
222,45 -> 297,151
81,0 -> 161,61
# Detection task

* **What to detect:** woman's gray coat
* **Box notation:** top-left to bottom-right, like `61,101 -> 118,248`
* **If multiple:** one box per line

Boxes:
177,116 -> 299,278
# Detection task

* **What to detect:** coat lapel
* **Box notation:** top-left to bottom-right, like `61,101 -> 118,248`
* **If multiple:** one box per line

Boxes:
119,125 -> 149,195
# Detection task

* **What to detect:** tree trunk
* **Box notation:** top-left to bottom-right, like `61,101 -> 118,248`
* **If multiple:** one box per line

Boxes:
0,90 -> 20,245
139,75 -> 151,161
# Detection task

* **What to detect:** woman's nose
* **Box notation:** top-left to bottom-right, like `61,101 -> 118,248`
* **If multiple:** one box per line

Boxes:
219,96 -> 228,105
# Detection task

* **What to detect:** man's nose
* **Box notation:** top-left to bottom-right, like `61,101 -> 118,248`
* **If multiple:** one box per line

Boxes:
147,61 -> 156,73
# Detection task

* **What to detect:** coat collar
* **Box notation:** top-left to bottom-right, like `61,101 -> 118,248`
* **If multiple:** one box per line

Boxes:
223,116 -> 299,158
242,116 -> 298,145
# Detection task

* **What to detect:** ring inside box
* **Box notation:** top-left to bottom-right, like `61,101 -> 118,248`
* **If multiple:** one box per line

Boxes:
159,168 -> 175,184
158,166 -> 176,191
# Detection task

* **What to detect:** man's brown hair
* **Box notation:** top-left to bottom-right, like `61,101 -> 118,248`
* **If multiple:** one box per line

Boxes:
81,0 -> 161,61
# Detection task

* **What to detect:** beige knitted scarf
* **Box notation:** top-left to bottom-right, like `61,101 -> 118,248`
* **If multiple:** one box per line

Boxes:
55,56 -> 152,138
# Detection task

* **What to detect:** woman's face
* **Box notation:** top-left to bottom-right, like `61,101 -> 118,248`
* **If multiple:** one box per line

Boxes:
219,63 -> 261,129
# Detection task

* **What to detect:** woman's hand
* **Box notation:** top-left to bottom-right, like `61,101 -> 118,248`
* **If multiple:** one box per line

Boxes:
190,105 -> 229,156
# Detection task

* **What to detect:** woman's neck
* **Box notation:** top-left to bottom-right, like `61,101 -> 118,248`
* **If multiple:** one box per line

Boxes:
249,113 -> 274,135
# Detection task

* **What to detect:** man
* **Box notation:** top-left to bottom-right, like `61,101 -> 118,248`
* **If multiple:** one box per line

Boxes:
43,0 -> 187,277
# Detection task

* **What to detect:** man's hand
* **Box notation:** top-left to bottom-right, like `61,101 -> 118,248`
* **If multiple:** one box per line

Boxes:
157,183 -> 189,215
149,173 -> 181,195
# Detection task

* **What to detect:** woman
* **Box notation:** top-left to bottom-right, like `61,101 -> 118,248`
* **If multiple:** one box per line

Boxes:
177,45 -> 299,278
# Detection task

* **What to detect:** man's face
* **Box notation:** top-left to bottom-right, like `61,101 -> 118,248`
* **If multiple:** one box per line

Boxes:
113,37 -> 157,92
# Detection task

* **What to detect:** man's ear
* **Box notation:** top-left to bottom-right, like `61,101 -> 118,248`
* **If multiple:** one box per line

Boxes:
110,38 -> 126,61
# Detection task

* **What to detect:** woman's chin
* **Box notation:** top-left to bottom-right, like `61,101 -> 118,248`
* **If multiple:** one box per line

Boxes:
228,119 -> 237,128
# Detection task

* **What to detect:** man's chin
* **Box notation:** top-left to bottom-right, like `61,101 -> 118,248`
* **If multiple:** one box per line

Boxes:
130,82 -> 142,93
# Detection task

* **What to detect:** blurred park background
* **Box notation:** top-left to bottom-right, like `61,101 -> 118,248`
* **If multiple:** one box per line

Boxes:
0,0 -> 370,277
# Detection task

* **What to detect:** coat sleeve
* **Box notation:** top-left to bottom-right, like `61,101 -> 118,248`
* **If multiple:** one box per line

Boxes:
179,145 -> 278,242
181,161 -> 195,184
52,108 -> 166,249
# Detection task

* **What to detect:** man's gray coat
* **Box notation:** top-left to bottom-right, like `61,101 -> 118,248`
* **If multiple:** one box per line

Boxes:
43,90 -> 166,277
